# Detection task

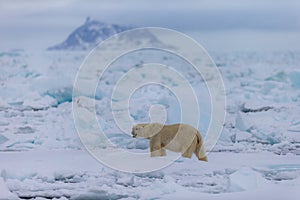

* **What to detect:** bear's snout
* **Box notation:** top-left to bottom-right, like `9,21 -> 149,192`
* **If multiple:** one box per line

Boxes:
131,130 -> 137,138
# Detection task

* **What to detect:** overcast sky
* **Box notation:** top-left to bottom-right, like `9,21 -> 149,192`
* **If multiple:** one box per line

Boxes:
0,0 -> 299,50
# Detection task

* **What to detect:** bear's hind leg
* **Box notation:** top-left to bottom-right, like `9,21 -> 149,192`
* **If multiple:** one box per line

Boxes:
182,150 -> 193,158
182,139 -> 196,158
195,142 -> 208,162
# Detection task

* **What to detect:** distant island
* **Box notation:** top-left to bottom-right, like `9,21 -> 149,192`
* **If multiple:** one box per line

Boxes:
47,17 -> 133,51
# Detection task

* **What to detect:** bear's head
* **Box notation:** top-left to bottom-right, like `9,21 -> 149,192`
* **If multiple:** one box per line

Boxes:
131,123 -> 164,138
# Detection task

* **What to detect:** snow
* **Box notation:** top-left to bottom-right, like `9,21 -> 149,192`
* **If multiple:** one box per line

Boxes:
228,167 -> 267,192
289,70 -> 300,89
0,150 -> 299,199
0,176 -> 19,200
0,49 -> 300,198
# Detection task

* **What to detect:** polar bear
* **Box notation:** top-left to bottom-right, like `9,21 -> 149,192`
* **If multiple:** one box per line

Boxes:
131,123 -> 208,162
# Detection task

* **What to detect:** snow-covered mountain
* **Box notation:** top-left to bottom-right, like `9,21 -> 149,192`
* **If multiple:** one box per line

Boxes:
48,17 -> 134,50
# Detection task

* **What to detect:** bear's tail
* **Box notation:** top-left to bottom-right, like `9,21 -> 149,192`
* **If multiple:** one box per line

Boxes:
195,132 -> 208,162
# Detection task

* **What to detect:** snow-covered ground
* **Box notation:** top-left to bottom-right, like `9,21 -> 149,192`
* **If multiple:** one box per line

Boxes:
1,150 -> 299,199
0,49 -> 300,199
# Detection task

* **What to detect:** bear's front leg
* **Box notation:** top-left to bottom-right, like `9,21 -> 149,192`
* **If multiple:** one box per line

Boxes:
161,148 -> 166,156
150,137 -> 163,157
